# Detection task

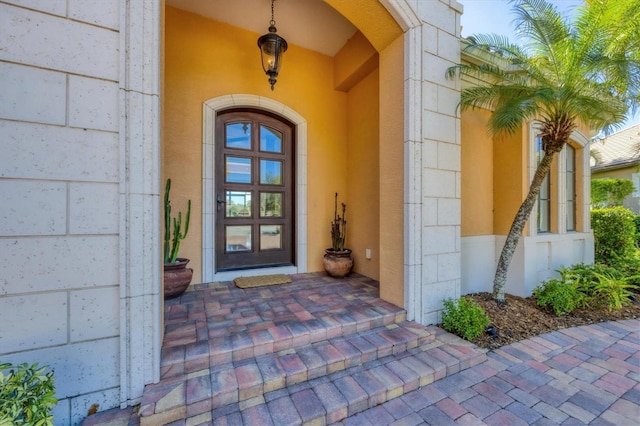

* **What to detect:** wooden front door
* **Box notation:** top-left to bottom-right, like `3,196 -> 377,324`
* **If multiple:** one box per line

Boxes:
215,109 -> 295,271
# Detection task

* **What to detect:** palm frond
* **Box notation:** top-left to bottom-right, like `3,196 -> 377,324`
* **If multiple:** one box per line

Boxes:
450,0 -> 640,137
510,0 -> 570,80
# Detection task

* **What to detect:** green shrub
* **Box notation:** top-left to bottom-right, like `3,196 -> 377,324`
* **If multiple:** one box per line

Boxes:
557,263 -> 596,288
441,297 -> 490,340
0,363 -> 57,426
635,215 -> 640,247
533,278 -> 585,315
607,251 -> 640,288
591,178 -> 635,208
591,272 -> 639,311
591,207 -> 637,264
539,262 -> 639,313
557,262 -> 618,293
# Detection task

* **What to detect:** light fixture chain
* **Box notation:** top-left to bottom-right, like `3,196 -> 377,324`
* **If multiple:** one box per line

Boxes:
270,0 -> 276,26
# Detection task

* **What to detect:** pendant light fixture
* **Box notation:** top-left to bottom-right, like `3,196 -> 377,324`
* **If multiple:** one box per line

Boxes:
257,0 -> 288,90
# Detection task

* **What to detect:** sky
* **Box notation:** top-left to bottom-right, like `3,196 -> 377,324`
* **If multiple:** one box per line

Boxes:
457,0 -> 640,129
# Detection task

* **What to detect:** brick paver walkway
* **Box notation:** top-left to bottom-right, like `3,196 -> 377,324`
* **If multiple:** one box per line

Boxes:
83,274 -> 639,425
341,319 -> 639,425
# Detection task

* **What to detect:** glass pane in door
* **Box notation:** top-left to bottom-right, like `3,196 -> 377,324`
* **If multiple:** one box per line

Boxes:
226,122 -> 252,149
260,125 -> 283,153
226,226 -> 251,252
260,225 -> 282,250
260,160 -> 282,184
226,191 -> 252,218
226,156 -> 252,183
260,192 -> 282,217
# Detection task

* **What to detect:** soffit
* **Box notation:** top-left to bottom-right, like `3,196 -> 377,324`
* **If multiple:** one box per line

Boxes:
164,0 -> 358,56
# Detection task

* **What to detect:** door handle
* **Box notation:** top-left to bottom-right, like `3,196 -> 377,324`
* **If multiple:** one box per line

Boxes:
217,195 -> 226,212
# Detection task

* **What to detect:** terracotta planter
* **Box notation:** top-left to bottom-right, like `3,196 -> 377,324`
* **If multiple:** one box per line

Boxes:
323,249 -> 353,278
164,258 -> 193,299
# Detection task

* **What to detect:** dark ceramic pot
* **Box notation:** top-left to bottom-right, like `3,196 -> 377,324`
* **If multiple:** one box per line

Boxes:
164,258 -> 193,299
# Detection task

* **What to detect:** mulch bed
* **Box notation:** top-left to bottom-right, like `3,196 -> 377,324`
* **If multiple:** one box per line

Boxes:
462,292 -> 640,349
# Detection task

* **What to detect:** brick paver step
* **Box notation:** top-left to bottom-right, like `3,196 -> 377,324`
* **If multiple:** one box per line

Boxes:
160,275 -> 408,378
205,306 -> 407,368
138,320 -> 439,423
206,329 -> 487,425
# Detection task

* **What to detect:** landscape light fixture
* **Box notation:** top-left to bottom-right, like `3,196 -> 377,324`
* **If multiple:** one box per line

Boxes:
257,0 -> 288,90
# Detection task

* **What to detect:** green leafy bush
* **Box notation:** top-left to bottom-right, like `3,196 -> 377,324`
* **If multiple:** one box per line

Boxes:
536,262 -> 639,314
635,215 -> 640,248
590,272 -> 639,311
607,251 -> 640,288
556,263 -> 618,292
441,297 -> 490,340
591,178 -> 635,208
0,363 -> 57,426
591,207 -> 637,264
533,278 -> 586,315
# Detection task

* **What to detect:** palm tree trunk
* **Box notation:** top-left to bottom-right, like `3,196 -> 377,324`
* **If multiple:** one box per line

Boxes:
492,151 -> 556,303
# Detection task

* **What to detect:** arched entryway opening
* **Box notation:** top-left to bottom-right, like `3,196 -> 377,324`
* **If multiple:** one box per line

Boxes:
162,0 -> 405,295
161,0 -> 463,332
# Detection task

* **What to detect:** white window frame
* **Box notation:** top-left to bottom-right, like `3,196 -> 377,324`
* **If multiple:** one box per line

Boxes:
528,122 -> 589,236
564,143 -> 576,232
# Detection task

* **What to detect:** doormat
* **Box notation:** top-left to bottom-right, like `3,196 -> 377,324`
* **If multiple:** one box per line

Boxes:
234,274 -> 292,289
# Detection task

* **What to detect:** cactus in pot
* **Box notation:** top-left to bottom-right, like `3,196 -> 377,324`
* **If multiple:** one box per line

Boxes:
330,192 -> 347,252
163,178 -> 191,264
163,178 -> 193,298
324,192 -> 353,278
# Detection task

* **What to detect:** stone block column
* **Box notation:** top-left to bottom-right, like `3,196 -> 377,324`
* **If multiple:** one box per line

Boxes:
401,0 -> 464,324
118,0 -> 163,407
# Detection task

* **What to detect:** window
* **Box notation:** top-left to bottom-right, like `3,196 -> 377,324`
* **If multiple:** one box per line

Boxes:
536,136 -> 551,233
565,144 -> 576,231
530,123 -> 587,236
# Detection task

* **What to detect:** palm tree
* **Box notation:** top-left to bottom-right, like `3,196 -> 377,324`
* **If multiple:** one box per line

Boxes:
447,0 -> 640,303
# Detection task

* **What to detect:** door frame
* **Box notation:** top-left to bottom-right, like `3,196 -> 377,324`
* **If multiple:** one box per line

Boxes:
202,95 -> 308,282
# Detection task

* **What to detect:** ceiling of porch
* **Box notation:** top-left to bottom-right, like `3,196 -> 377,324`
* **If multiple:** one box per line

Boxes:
164,0 -> 358,56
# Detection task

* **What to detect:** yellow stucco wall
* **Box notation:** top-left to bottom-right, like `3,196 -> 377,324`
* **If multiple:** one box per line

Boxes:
461,112 -> 591,237
378,36 -> 404,307
347,68 -> 380,280
493,128 -> 526,235
461,110 -> 494,236
163,6 -> 396,285
334,31 -> 378,92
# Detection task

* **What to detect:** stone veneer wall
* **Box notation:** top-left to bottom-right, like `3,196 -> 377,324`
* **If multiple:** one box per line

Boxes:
0,1 -> 161,424
395,0 -> 464,325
